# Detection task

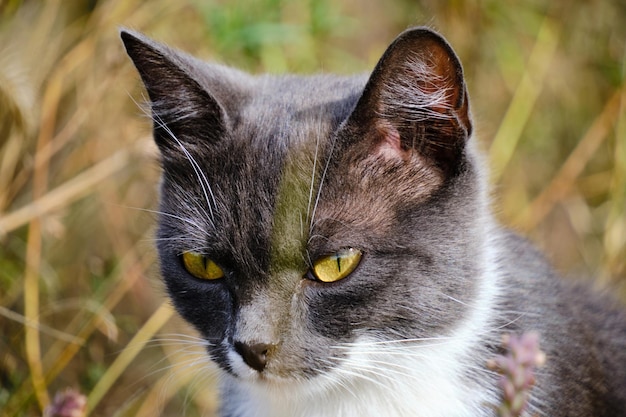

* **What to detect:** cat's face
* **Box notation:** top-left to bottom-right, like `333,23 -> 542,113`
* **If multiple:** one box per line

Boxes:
122,28 -> 487,389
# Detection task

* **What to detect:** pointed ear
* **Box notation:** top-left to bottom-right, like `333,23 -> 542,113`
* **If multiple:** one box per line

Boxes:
345,27 -> 472,173
120,29 -> 230,157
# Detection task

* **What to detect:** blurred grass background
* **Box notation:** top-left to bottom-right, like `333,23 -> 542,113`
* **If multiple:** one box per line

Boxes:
0,0 -> 624,416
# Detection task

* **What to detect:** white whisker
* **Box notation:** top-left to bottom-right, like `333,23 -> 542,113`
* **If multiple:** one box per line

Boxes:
326,362 -> 393,392
306,123 -> 321,225
309,133 -> 337,234
131,93 -> 218,230
153,111 -> 217,225
122,205 -> 206,231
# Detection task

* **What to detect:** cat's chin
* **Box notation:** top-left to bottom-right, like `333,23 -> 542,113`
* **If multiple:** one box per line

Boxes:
235,372 -> 300,387
225,368 -> 327,401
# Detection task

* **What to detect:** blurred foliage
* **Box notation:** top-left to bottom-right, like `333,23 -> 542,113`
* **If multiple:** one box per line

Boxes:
0,0 -> 624,416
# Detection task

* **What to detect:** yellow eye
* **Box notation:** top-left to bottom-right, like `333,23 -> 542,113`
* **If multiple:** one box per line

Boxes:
182,251 -> 224,280
312,248 -> 362,283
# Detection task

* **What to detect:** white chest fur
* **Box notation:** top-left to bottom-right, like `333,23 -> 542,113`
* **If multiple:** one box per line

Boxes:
224,334 -> 495,417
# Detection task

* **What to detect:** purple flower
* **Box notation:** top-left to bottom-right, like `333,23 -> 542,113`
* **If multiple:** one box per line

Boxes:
487,332 -> 546,417
44,388 -> 87,417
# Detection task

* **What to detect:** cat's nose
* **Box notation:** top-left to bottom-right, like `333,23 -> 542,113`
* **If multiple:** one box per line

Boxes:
234,341 -> 275,372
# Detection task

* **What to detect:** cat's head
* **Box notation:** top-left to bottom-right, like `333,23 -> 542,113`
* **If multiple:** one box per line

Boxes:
122,27 -> 488,391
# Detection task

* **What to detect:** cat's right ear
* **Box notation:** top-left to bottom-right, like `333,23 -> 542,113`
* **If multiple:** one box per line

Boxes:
120,29 -> 231,156
341,27 -> 472,175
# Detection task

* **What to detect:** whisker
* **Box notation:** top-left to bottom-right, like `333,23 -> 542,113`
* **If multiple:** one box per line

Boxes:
343,347 -> 499,378
309,134 -> 337,234
326,362 -> 392,392
122,205 -> 206,231
132,95 -> 218,229
332,336 -> 456,348
441,293 -> 470,307
306,123 -> 321,224
129,345 -> 213,391
339,357 -> 419,380
315,358 -> 360,400
152,112 -> 217,225
335,314 -> 526,350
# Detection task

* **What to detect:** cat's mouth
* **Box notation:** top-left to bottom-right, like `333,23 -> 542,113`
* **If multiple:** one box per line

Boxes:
229,362 -> 337,399
227,357 -> 298,386
224,344 -> 339,388
226,350 -> 293,383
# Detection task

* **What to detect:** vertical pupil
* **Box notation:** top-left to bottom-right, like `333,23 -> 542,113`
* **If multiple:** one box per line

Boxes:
336,256 -> 342,272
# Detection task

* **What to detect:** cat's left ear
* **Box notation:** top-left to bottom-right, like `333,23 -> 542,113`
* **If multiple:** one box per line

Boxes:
120,29 -> 244,158
344,27 -> 472,173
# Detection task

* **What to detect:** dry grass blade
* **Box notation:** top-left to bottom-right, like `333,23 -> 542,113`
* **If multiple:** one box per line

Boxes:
22,11 -> 67,408
24,218 -> 49,411
515,88 -> 624,231
3,238 -> 155,416
601,57 -> 626,283
42,245 -> 156,390
86,302 -> 174,415
1,2 -> 623,416
488,17 -> 560,182
0,305 -> 84,345
0,149 -> 132,237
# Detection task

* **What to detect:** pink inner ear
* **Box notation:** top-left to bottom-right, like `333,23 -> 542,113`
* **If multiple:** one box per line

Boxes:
375,121 -> 406,160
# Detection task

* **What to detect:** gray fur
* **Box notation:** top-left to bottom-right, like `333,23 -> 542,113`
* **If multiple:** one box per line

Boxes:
121,27 -> 626,416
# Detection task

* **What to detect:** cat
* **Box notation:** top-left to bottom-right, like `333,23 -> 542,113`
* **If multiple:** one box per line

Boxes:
121,27 -> 626,417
